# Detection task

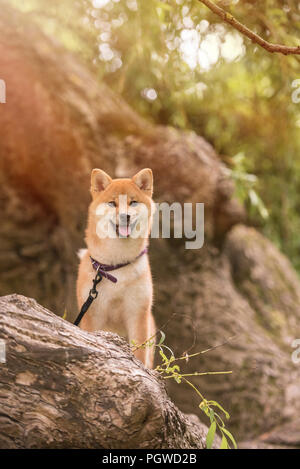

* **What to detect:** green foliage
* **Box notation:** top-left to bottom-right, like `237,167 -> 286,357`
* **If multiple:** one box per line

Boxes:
229,152 -> 269,220
135,331 -> 237,449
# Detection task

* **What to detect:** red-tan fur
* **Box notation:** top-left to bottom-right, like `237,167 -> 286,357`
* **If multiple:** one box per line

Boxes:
76,168 -> 156,368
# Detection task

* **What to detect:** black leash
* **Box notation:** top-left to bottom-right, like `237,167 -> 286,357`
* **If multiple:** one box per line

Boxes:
74,269 -> 102,326
74,248 -> 148,327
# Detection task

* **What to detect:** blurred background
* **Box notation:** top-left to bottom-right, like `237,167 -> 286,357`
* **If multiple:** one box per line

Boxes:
0,0 -> 300,447
8,0 -> 300,270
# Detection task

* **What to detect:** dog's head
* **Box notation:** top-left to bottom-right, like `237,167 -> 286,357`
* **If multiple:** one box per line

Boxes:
89,168 -> 154,240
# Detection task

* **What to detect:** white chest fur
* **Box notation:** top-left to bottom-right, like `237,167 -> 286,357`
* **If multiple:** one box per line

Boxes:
80,254 -> 152,338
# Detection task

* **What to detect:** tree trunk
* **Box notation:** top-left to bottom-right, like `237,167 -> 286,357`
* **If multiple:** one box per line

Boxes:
239,417 -> 300,449
152,225 -> 300,438
0,294 -> 215,449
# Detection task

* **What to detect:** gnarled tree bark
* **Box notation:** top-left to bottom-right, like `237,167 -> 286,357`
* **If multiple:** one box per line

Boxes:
0,294 -> 214,449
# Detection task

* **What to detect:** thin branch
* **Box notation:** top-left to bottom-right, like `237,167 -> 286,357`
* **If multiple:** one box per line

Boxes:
163,370 -> 233,379
198,0 -> 300,56
173,335 -> 237,363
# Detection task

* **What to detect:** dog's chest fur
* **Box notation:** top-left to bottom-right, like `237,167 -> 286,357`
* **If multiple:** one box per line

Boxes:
77,251 -> 152,338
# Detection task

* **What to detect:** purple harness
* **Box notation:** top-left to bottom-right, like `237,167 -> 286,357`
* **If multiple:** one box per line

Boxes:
90,247 -> 148,283
74,247 -> 148,326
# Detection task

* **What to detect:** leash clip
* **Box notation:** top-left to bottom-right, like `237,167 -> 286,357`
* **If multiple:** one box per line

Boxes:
90,270 -> 103,297
74,270 -> 103,326
89,289 -> 98,299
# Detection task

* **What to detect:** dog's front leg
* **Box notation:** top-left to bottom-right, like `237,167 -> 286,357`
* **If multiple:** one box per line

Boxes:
128,308 -> 156,369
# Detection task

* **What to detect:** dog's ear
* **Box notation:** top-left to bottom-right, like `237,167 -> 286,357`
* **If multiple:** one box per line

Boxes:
91,169 -> 112,197
132,168 -> 153,196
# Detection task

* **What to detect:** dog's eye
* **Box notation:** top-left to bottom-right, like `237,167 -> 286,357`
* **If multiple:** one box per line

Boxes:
130,201 -> 139,207
107,201 -> 116,207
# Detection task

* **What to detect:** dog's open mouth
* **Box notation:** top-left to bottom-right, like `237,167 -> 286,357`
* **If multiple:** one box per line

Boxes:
110,219 -> 137,238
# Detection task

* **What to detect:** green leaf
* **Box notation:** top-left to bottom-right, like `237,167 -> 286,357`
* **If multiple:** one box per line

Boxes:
209,408 -> 215,424
159,349 -> 168,364
158,330 -> 166,345
248,189 -> 269,219
220,434 -> 229,449
208,401 -> 230,420
206,421 -> 216,449
170,364 -> 180,372
160,344 -> 175,357
221,428 -> 238,449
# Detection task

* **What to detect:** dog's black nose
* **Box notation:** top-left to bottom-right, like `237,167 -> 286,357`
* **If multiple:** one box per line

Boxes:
119,213 -> 130,224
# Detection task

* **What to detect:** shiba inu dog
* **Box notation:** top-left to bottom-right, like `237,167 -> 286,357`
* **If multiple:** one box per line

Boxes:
76,168 -> 156,368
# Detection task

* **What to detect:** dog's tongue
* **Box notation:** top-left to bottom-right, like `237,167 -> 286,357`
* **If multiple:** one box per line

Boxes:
119,224 -> 131,237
